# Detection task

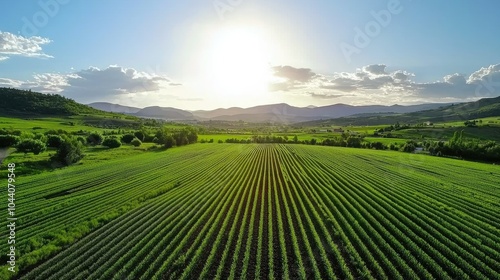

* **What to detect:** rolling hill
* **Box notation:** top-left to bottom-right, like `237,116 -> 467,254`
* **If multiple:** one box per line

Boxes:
88,102 -> 141,114
89,101 -> 454,123
299,96 -> 500,126
0,88 -> 103,116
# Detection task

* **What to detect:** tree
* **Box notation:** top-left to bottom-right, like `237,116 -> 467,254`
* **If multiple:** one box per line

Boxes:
0,135 -> 19,148
16,139 -> 46,155
46,135 -> 64,148
102,138 -> 122,148
134,131 -> 145,141
52,138 -> 84,166
401,141 -> 416,153
130,138 -> 142,147
370,141 -> 385,150
87,132 -> 103,146
121,134 -> 135,144
76,136 -> 86,145
164,136 -> 175,148
346,136 -> 362,148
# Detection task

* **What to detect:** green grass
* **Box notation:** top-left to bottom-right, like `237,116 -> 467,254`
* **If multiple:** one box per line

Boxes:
391,126 -> 500,142
2,144 -> 499,279
0,115 -> 140,134
198,134 -> 253,142
2,143 -> 157,176
364,137 -> 408,145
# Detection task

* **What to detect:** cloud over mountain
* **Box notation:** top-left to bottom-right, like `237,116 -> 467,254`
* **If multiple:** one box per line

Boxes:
0,65 -> 182,103
269,63 -> 500,103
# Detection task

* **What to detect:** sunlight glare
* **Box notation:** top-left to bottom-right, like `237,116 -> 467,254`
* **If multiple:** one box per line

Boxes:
203,26 -> 274,101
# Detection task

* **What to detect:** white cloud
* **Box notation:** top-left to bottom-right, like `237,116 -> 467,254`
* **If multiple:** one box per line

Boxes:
0,31 -> 53,60
270,63 -> 500,102
0,65 -> 183,104
63,65 -> 171,99
269,65 -> 317,91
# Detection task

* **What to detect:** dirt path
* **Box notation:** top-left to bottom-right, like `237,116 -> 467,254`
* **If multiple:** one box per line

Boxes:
0,148 -> 11,165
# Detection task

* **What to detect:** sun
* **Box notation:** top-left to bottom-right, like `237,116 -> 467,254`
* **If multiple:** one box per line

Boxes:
202,26 -> 274,101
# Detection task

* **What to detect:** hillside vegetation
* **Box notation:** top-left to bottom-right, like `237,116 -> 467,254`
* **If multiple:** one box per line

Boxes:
0,88 -> 102,116
303,96 -> 500,126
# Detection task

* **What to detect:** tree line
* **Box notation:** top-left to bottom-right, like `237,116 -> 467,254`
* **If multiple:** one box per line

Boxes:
0,126 -> 199,166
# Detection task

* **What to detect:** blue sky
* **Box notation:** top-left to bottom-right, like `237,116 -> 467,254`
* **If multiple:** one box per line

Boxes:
1,0 -> 500,110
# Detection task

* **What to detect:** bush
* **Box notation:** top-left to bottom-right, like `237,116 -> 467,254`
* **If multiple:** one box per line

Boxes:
401,141 -> 417,153
130,138 -> 142,147
134,131 -> 145,141
121,134 -> 135,144
370,141 -> 386,150
87,133 -> 103,146
76,136 -> 86,145
0,135 -> 19,148
52,138 -> 84,166
164,136 -> 175,148
143,134 -> 155,143
102,138 -> 122,148
16,139 -> 46,155
46,135 -> 64,148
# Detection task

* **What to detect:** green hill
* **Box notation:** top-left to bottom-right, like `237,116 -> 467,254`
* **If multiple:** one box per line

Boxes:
301,96 -> 500,126
0,87 -> 102,116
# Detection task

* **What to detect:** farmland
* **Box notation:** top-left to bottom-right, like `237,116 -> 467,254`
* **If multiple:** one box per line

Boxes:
3,144 -> 499,279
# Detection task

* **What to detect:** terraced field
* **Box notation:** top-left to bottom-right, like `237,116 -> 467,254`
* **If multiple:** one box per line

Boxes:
2,144 -> 500,279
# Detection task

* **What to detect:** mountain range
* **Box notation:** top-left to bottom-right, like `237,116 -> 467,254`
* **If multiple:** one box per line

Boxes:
88,102 -> 454,123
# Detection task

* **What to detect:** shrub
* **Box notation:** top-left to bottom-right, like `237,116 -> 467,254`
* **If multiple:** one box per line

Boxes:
164,136 -> 175,148
102,138 -> 122,148
76,136 -> 86,145
46,135 -> 64,148
87,133 -> 103,146
0,135 -> 19,148
16,139 -> 46,155
130,138 -> 142,147
134,131 -> 145,141
121,134 -> 135,144
52,138 -> 84,166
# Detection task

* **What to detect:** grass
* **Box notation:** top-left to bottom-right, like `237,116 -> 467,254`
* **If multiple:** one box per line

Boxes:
0,115 -> 140,134
2,144 -> 499,279
2,143 -> 157,176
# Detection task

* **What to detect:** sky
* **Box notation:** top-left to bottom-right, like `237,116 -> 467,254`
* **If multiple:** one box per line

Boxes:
1,0 -> 500,110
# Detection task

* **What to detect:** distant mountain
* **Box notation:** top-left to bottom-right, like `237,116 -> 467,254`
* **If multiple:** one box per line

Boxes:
299,96 -> 500,126
0,87 -> 102,116
190,102 -> 454,123
88,102 -> 141,114
88,103 -> 196,121
133,106 -> 195,120
89,101 -> 456,123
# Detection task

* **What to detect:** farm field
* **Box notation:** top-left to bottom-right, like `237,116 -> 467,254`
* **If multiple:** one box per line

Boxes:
2,144 -> 500,279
